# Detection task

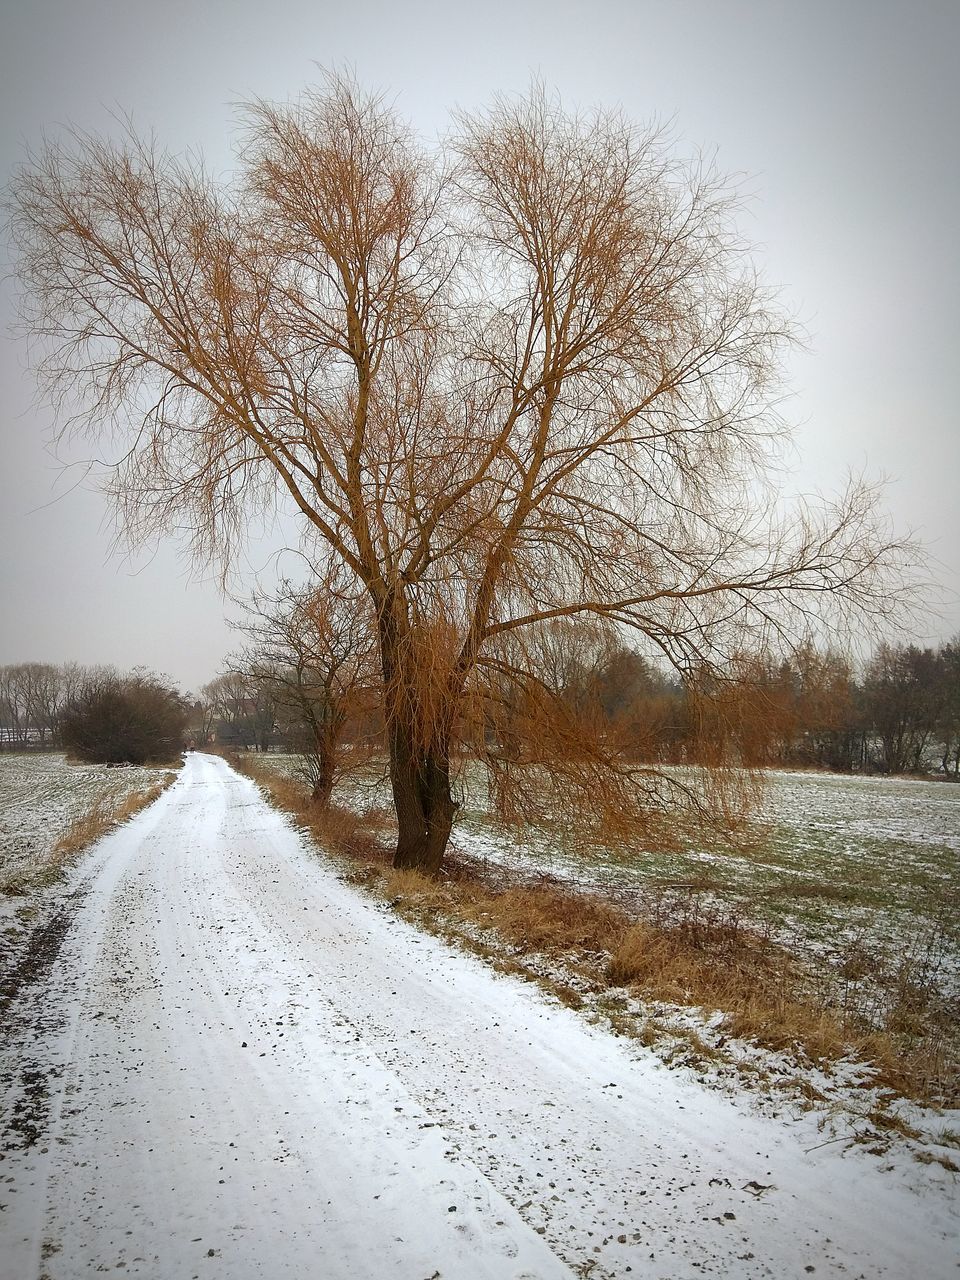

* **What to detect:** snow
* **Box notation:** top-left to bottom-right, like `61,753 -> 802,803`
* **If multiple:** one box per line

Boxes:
1,753 -> 957,1278
0,752 -> 174,891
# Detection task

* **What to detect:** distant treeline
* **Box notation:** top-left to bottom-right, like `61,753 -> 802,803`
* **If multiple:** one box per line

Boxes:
0,663 -> 186,763
205,634 -> 960,779
0,662 -> 96,747
695,639 -> 960,776
5,637 -> 958,778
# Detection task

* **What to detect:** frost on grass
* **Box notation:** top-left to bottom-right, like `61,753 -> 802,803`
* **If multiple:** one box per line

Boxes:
0,752 -> 177,911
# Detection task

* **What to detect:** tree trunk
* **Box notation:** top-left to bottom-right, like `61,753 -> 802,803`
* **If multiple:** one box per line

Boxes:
309,752 -> 335,808
389,723 -> 457,876
376,598 -> 460,876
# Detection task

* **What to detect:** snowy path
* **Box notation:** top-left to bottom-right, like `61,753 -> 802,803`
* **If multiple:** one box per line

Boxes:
1,753 -> 956,1279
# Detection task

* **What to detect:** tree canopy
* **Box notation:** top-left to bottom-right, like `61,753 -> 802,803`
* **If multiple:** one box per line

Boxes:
10,76 -> 915,871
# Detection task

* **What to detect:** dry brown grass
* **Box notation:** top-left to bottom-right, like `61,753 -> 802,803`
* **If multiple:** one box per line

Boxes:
913,1149 -> 960,1172
50,777 -> 174,871
461,884 -> 627,955
605,913 -> 890,1071
51,797 -> 116,863
228,751 -> 958,1109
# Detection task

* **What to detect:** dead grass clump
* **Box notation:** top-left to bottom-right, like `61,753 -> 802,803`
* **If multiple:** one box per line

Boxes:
312,805 -> 392,863
607,910 -> 863,1067
724,997 -> 852,1064
837,945 -> 883,981
51,797 -> 114,863
838,924 -> 960,1106
913,1149 -> 960,1173
864,1104 -> 922,1141
51,779 -> 172,870
856,1026 -> 959,1109
609,911 -> 785,1000
384,867 -> 453,908
466,884 -> 628,956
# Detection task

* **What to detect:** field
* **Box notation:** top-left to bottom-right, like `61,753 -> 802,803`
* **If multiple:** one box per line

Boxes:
455,769 -> 960,1000
0,752 -> 178,899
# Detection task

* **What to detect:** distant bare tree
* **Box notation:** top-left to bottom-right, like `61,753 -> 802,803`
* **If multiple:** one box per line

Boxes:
0,666 -> 25,746
201,672 -> 265,749
22,662 -> 62,745
229,565 -> 377,805
10,76 -> 917,871
937,637 -> 960,777
0,662 -> 69,747
862,642 -> 943,774
190,693 -> 217,748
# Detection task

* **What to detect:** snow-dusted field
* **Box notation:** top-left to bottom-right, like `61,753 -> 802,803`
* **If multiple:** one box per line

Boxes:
0,752 -> 176,895
1,754 -> 957,1278
456,767 -> 959,911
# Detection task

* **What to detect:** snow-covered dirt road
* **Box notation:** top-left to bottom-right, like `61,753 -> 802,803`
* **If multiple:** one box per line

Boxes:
1,753 -> 956,1279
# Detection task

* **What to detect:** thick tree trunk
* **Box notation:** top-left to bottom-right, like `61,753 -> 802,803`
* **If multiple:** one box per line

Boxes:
389,724 -> 457,876
375,597 -> 460,875
309,753 -> 335,808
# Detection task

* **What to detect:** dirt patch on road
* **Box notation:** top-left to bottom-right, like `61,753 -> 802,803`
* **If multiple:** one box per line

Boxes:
0,895 -> 80,1021
1,892 -> 83,1155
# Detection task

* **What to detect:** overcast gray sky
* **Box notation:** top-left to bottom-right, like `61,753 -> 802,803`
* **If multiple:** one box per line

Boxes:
2,0 -> 957,695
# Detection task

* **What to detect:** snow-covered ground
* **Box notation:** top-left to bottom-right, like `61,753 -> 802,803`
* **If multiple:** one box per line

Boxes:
0,752 -> 175,893
1,753 -> 956,1278
260,752 -> 960,1024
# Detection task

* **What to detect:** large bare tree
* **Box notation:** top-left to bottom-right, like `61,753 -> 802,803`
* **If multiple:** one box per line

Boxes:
10,77 -> 912,872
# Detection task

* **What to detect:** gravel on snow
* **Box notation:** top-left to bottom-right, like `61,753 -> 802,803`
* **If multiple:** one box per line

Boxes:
0,752 -> 956,1279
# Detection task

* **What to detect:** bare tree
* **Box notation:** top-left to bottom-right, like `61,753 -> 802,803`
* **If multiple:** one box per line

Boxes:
862,642 -> 942,774
937,637 -> 960,778
9,76 -> 915,872
229,565 -> 377,805
0,666 -> 26,746
201,672 -> 262,749
0,662 -> 69,747
190,692 -> 218,748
